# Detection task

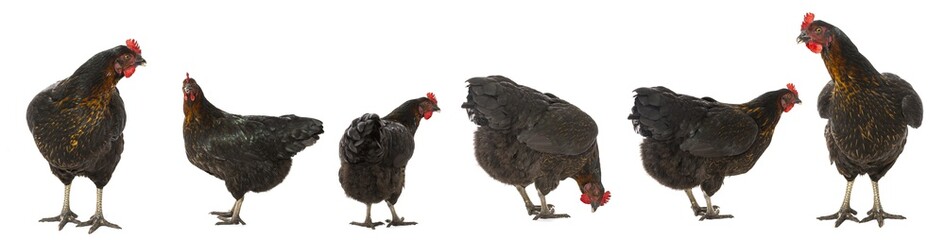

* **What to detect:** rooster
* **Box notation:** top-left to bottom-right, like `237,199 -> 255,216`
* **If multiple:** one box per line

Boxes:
461,75 -> 610,220
628,84 -> 800,220
182,73 -> 324,225
797,13 -> 923,227
26,39 -> 146,234
339,93 -> 439,229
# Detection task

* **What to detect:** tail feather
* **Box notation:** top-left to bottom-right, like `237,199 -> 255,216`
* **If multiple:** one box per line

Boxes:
462,75 -> 550,130
280,114 -> 324,154
628,87 -> 707,141
340,113 -> 384,164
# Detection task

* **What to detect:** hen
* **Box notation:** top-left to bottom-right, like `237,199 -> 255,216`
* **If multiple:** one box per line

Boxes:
461,75 -> 610,220
26,39 -> 146,234
339,93 -> 439,229
182,73 -> 324,225
628,84 -> 800,220
797,13 -> 923,227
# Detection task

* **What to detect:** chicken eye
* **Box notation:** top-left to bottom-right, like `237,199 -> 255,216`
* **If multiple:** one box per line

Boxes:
815,27 -> 822,33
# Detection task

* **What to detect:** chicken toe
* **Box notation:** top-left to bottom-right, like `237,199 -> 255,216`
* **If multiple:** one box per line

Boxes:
817,207 -> 859,227
385,217 -> 417,227
859,208 -> 905,227
532,212 -> 570,220
215,216 -> 246,225
39,210 -> 80,231
691,205 -> 720,216
76,213 -> 121,234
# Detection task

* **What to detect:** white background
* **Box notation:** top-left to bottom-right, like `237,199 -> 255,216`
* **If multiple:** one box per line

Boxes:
0,0 -> 940,239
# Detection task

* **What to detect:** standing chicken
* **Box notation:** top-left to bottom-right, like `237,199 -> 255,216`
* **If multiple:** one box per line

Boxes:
461,75 -> 610,220
797,13 -> 923,227
628,84 -> 800,220
26,39 -> 146,234
339,93 -> 439,229
182,73 -> 324,225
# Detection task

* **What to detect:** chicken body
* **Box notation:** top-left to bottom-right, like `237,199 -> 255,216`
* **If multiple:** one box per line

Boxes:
798,13 -> 923,227
182,74 -> 324,225
628,85 -> 799,220
462,75 -> 609,220
26,39 -> 145,234
339,94 -> 439,229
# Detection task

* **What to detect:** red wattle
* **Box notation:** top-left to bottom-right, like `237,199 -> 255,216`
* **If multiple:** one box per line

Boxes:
580,193 -> 590,204
806,42 -> 822,54
123,67 -> 137,77
423,111 -> 432,119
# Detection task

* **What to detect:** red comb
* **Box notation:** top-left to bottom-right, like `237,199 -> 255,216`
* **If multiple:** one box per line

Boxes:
580,191 -> 611,206
426,92 -> 437,104
787,83 -> 798,96
601,191 -> 611,206
125,39 -> 141,54
801,12 -> 815,30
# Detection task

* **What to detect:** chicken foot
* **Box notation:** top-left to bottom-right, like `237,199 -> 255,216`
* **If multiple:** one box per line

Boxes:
859,181 -> 905,227
698,190 -> 733,221
351,203 -> 384,229
76,188 -> 122,234
517,185 -> 553,215
685,189 -> 719,216
532,189 -> 569,220
38,184 -> 81,230
817,180 -> 859,227
211,197 -> 246,225
384,200 -> 417,227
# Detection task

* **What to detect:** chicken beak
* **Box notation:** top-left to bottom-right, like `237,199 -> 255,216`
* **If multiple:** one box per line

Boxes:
796,32 -> 810,44
433,105 -> 441,112
591,201 -> 600,213
795,98 -> 803,104
136,56 -> 148,67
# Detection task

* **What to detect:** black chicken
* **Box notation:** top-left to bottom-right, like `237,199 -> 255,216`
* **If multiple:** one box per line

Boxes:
628,84 -> 800,220
461,75 -> 610,220
339,93 -> 439,229
797,13 -> 923,227
26,39 -> 146,234
182,73 -> 324,225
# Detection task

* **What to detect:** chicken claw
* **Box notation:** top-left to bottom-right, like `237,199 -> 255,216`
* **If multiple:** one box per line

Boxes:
350,220 -> 384,230
691,205 -> 719,216
210,210 -> 233,218
385,217 -> 417,227
817,207 -> 859,227
38,210 -> 80,230
859,208 -> 905,228
210,210 -> 245,224
532,212 -> 570,220
215,216 -> 246,225
698,212 -> 733,221
76,214 -> 121,234
528,204 -> 554,215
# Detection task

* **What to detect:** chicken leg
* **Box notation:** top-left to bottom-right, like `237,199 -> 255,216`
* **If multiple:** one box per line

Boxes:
384,200 -> 417,227
39,184 -> 81,230
532,188 -> 569,220
698,190 -> 733,221
211,197 -> 246,225
351,203 -> 384,229
76,188 -> 121,234
817,180 -> 859,227
685,189 -> 719,216
517,185 -> 552,215
859,181 -> 905,227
